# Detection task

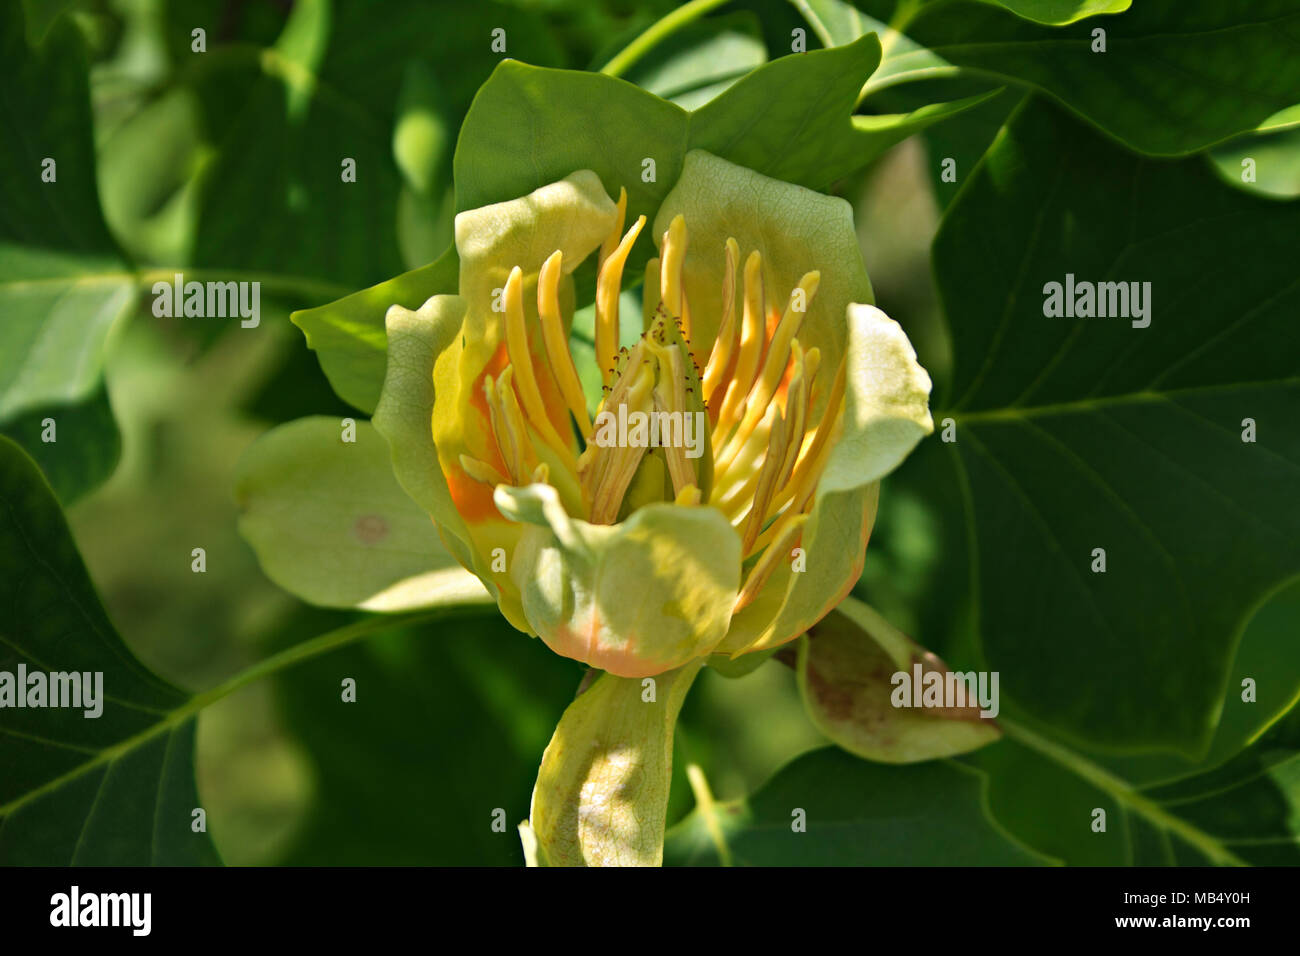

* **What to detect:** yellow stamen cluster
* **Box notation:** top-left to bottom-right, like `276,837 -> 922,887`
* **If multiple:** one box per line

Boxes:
460,189 -> 847,611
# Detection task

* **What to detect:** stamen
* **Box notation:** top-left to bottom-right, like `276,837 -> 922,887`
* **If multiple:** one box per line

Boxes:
775,343 -> 814,488
659,215 -> 689,337
596,214 -> 647,389
459,453 -> 509,488
735,516 -> 806,613
583,343 -> 649,501
503,267 -> 577,471
718,271 -> 820,467
598,187 -> 628,270
750,484 -> 815,556
740,403 -> 789,555
484,370 -> 532,483
714,251 -> 765,443
537,250 -> 593,436
587,363 -> 655,524
762,354 -> 847,527
642,258 -> 661,329
652,392 -> 697,498
674,485 -> 702,506
701,238 -> 740,404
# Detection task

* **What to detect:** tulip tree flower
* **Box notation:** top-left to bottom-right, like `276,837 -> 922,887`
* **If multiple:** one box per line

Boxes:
366,149 -> 952,866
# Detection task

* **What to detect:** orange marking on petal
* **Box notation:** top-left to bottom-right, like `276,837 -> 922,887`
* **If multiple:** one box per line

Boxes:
445,464 -> 503,523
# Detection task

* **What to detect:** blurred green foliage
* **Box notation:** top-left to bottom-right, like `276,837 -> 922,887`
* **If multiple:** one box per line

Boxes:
3,0 -> 1299,866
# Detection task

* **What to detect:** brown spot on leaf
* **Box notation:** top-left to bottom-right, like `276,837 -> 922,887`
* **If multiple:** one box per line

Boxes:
353,514 -> 389,545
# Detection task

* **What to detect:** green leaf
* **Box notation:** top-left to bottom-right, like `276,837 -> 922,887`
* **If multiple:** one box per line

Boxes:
921,88 -> 1023,209
0,437 -> 219,865
234,415 -> 491,611
183,0 -> 564,292
457,33 -> 894,230
272,611 -> 585,865
804,0 -> 1300,156
0,4 -> 135,424
791,0 -> 1129,41
97,86 -> 210,266
20,0 -> 79,44
966,713 -> 1298,866
187,12 -> 405,290
314,36 -> 897,413
971,0 -> 1131,26
622,12 -> 767,110
290,247 -> 458,414
0,433 -> 494,864
960,575 -> 1300,865
1138,704 -> 1300,865
453,61 -> 688,277
0,387 -> 121,505
688,34 -> 887,188
665,746 -> 1049,865
934,97 -> 1300,755
847,89 -> 1005,176
1210,129 -> 1300,200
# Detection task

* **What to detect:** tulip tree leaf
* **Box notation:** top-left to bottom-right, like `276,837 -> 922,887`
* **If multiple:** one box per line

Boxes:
184,0 -> 564,293
1210,129 -> 1300,200
1136,703 -> 1300,865
283,32 -> 963,416
271,609 -> 586,865
186,1 -> 404,291
0,5 -> 135,426
0,387 -> 121,506
290,247 -> 459,414
972,0 -> 1131,25
664,746 -> 1049,865
952,572 -> 1300,866
19,0 -> 79,44
303,33 -> 906,414
622,13 -> 767,110
932,97 -> 1300,757
687,34 -> 883,188
791,0 -> 1129,40
299,26 -> 1004,416
453,60 -> 690,269
0,438 -> 220,865
456,34 -> 901,242
803,0 -> 1300,156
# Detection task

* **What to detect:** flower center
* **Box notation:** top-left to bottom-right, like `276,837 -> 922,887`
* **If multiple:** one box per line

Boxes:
458,189 -> 848,608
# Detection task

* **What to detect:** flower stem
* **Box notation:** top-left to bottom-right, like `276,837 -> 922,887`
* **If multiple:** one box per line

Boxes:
600,0 -> 733,78
686,763 -> 734,866
137,267 -> 352,304
999,718 -> 1247,866
0,605 -> 488,817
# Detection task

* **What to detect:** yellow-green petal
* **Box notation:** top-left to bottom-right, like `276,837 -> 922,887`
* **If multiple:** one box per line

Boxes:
652,148 -> 872,419
718,481 -> 879,655
433,170 -> 618,481
820,303 -> 934,495
797,596 -> 1001,762
524,660 -> 702,866
372,292 -> 529,624
495,483 -> 742,677
234,415 -> 490,611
